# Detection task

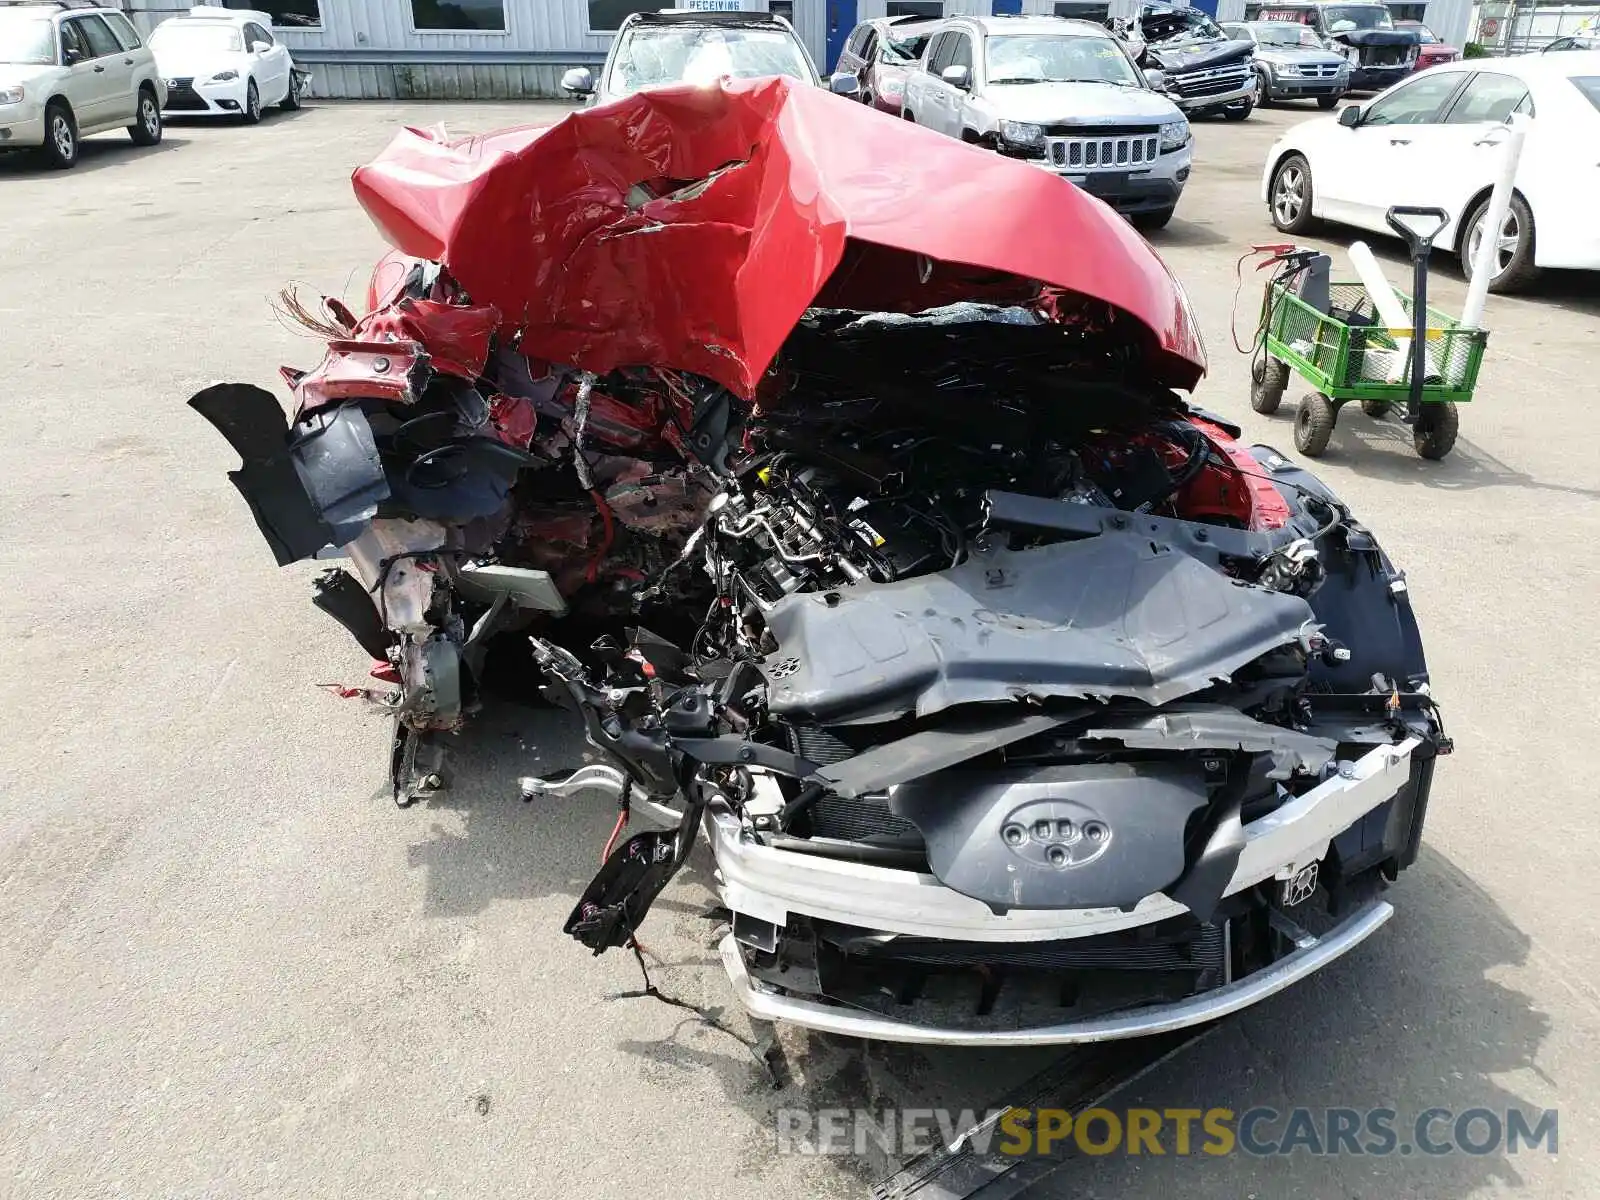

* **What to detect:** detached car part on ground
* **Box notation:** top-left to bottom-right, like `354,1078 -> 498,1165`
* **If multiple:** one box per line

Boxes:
196,78 -> 1449,1046
1123,4 -> 1258,120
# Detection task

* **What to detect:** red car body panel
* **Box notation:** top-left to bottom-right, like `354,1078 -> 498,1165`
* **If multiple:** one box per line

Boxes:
1397,23 -> 1459,69
350,75 -> 1206,401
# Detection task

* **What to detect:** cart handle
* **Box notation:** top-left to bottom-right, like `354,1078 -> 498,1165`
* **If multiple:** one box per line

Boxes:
1385,206 -> 1450,257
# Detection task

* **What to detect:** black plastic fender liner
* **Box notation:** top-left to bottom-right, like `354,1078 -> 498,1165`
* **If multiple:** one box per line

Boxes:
891,762 -> 1210,912
1249,445 -> 1430,691
311,566 -> 394,660
288,403 -> 388,546
189,383 -> 333,565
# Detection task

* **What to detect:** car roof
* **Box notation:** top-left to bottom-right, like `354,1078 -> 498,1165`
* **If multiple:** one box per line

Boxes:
158,5 -> 271,24
944,14 -> 1116,38
1413,50 -> 1600,81
0,1 -> 116,14
626,9 -> 788,26
861,14 -> 937,34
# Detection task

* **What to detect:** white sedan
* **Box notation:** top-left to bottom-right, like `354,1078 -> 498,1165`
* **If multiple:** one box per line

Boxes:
150,8 -> 304,125
1261,52 -> 1600,291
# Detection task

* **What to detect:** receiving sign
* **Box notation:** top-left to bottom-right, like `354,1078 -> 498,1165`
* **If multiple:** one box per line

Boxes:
681,1 -> 745,9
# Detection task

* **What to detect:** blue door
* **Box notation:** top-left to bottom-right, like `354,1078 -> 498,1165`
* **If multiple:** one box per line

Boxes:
826,0 -> 857,73
1190,0 -> 1220,14
992,0 -> 1023,13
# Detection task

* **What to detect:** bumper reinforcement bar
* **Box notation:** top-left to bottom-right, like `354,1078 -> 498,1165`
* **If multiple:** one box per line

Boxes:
721,897 -> 1395,1046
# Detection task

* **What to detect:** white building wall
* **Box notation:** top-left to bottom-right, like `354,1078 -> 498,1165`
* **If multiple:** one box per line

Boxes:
1421,0 -> 1475,48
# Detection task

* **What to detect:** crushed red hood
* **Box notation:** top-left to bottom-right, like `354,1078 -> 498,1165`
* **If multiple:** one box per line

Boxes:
352,75 -> 1206,398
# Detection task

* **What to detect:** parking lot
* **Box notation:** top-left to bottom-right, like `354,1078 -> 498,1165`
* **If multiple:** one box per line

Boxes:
2,99 -> 1597,1198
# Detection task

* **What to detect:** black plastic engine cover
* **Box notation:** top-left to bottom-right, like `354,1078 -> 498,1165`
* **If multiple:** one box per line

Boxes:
761,533 -> 1314,723
891,762 -> 1210,912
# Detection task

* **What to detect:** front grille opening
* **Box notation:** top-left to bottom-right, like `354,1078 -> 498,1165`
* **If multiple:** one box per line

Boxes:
745,915 -> 1234,1029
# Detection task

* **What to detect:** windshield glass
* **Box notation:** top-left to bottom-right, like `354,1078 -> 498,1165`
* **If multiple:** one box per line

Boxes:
1324,6 -> 1394,32
1573,76 -> 1600,112
0,11 -> 56,65
151,22 -> 245,53
1253,21 -> 1322,46
609,26 -> 814,95
985,34 -> 1141,85
882,31 -> 930,62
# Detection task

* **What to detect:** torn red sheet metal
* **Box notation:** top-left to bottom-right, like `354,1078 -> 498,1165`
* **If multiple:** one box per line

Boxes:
351,76 -> 1206,399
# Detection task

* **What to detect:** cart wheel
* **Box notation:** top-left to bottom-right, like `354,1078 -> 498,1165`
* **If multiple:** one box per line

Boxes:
1294,392 -> 1336,457
1251,358 -> 1289,415
1360,399 -> 1392,418
1413,402 -> 1459,461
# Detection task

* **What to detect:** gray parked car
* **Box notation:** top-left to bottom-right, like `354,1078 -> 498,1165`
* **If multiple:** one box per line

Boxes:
561,8 -> 849,107
1222,20 -> 1349,108
901,15 -> 1192,230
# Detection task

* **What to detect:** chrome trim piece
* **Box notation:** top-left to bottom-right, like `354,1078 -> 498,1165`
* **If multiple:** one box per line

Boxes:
719,900 -> 1395,1045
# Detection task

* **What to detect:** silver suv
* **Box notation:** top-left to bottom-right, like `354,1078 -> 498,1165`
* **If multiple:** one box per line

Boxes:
902,16 -> 1192,230
561,9 -> 830,106
0,0 -> 165,168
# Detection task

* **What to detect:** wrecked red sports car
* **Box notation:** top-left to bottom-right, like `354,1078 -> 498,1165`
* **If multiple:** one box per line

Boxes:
195,77 -> 1447,1045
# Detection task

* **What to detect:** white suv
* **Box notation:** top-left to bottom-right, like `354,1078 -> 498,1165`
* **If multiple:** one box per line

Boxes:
0,1 -> 166,169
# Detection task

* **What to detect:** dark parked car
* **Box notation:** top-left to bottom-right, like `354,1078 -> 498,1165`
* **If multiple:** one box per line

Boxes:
1222,20 -> 1350,108
1242,1 -> 1420,91
831,14 -> 936,113
1122,3 -> 1258,120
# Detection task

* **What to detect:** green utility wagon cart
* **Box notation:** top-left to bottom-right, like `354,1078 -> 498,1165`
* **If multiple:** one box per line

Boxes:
1249,208 -> 1488,461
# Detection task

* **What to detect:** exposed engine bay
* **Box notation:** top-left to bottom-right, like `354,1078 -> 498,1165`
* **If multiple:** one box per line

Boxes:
194,77 -> 1449,1044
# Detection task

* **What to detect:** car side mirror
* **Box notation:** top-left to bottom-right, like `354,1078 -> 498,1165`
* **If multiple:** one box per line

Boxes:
1338,103 -> 1362,127
250,40 -> 270,54
940,64 -> 971,89
1143,68 -> 1167,91
560,67 -> 595,96
828,72 -> 861,97
63,46 -> 83,65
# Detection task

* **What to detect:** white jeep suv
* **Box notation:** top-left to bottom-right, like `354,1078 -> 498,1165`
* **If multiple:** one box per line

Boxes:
902,15 -> 1192,230
0,1 -> 166,169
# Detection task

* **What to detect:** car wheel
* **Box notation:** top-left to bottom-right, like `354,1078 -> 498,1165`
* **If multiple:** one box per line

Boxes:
1294,391 -> 1337,457
1251,357 -> 1289,415
1270,153 -> 1318,234
1413,402 -> 1459,460
127,86 -> 162,146
1132,207 -> 1175,232
280,72 -> 302,111
242,78 -> 262,125
1317,94 -> 1340,110
1462,193 -> 1540,294
39,101 -> 77,169
1254,71 -> 1270,106
1224,97 -> 1253,121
